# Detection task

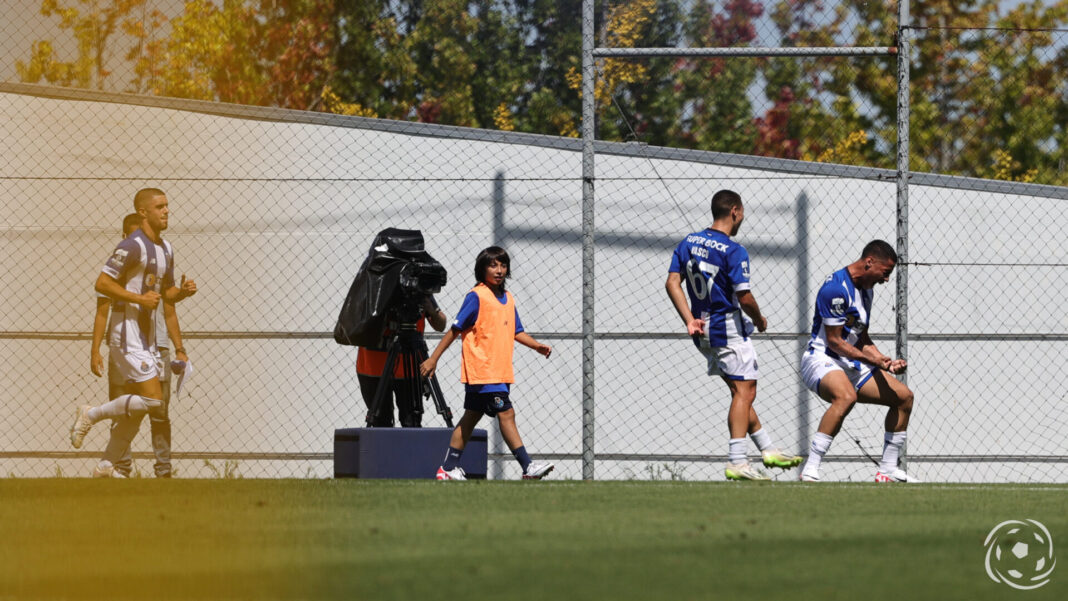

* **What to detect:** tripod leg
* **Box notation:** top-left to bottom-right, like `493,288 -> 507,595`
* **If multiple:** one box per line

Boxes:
418,338 -> 454,428
398,352 -> 423,427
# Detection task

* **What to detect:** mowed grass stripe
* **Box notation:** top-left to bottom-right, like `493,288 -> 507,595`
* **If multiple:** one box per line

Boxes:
0,480 -> 1064,601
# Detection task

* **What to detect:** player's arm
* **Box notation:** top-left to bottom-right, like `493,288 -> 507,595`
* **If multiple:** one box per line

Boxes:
420,328 -> 459,378
95,272 -> 160,309
163,274 -> 197,304
736,291 -> 767,333
665,272 -> 703,336
728,248 -> 766,332
90,297 -> 110,377
826,325 -> 891,370
856,331 -> 906,373
515,332 -> 551,358
163,301 -> 188,362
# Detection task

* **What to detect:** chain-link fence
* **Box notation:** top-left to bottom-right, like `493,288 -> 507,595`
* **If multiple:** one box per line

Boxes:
1,1 -> 1066,481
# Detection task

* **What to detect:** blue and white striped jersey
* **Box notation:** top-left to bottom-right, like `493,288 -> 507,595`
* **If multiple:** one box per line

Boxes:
101,230 -> 174,354
808,267 -> 873,362
669,228 -> 754,347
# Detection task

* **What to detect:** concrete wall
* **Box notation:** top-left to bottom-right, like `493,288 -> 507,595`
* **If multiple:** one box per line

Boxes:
1,85 -> 1065,481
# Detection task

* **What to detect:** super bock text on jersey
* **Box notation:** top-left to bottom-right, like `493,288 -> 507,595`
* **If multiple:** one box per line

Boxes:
102,230 -> 174,354
669,229 -> 755,347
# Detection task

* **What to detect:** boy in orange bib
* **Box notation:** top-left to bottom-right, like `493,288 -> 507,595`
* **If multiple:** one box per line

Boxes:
420,246 -> 554,480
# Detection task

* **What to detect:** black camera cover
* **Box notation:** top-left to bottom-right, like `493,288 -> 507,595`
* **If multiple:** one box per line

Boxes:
333,228 -> 445,347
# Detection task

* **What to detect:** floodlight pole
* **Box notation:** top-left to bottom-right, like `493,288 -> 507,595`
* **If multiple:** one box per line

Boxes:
581,0 -> 596,481
895,1 -> 913,469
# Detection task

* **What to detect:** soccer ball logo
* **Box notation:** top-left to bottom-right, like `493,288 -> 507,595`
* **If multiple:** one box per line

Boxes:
984,519 -> 1056,590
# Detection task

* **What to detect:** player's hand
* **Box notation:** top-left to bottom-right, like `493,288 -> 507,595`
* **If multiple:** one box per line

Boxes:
175,349 -> 189,363
888,359 -> 908,374
90,351 -> 104,377
754,315 -> 768,333
536,344 -> 552,358
686,318 -> 705,337
138,291 -> 161,309
420,358 -> 437,378
178,274 -> 197,299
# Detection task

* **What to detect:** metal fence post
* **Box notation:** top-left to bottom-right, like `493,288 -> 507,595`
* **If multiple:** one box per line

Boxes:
581,0 -> 596,480
896,1 -> 912,469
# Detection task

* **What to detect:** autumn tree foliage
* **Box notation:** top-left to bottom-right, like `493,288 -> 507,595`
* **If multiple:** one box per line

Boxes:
15,0 -> 1068,184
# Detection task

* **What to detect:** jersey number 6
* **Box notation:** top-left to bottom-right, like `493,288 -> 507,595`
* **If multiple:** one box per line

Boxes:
685,259 -> 719,300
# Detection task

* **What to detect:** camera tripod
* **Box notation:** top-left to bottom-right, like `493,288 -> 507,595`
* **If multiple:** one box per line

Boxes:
366,321 -> 454,428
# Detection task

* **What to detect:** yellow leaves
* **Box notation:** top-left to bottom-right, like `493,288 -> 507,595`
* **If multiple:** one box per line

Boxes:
805,129 -> 869,165
569,0 -> 657,109
493,103 -> 515,132
321,87 -> 378,118
989,149 -> 1038,183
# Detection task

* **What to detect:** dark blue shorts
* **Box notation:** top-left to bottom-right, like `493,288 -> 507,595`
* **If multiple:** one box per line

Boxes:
464,390 -> 513,417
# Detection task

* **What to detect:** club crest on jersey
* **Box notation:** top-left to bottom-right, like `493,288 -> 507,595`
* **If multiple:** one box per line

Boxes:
106,248 -> 129,270
140,361 -> 150,373
831,298 -> 845,315
145,273 -> 158,288
492,396 -> 505,410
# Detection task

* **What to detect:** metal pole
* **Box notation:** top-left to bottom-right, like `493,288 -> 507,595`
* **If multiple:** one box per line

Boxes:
594,46 -> 897,58
896,1 -> 912,469
580,0 -> 596,480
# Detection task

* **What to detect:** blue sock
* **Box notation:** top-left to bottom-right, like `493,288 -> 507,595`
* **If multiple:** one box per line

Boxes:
512,445 -> 532,471
442,446 -> 463,471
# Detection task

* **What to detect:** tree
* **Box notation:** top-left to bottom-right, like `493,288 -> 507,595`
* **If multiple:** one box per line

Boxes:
16,0 -> 146,90
129,0 -> 335,109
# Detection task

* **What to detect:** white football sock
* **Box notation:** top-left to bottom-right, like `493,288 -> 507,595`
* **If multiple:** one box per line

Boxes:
89,394 -> 161,422
750,428 -> 774,452
804,432 -> 834,474
879,431 -> 907,471
728,438 -> 748,464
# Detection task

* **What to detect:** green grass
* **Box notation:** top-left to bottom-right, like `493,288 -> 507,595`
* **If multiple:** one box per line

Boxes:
1,480 -> 1065,601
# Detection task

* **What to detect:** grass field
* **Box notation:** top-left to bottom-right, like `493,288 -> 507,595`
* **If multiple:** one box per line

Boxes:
1,480 -> 1064,601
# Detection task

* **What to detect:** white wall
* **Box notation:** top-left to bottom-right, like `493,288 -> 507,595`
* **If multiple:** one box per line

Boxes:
1,88 -> 1064,481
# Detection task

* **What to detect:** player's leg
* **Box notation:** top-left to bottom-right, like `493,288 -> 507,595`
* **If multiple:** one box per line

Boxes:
496,406 -> 553,479
798,357 -> 858,481
437,409 -> 482,481
745,405 -> 803,470
150,349 -> 173,478
107,362 -> 135,477
97,377 -> 163,474
71,351 -> 163,449
856,370 -> 916,481
712,342 -> 770,481
723,378 -> 766,479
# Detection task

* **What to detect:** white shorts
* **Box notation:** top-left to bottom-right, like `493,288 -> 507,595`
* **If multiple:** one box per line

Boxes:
698,337 -> 759,381
109,347 -> 161,384
800,350 -> 874,395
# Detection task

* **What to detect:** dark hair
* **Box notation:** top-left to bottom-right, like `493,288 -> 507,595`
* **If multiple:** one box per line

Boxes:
474,246 -> 510,290
710,189 -> 742,220
122,213 -> 142,236
133,187 -> 166,211
861,239 -> 898,263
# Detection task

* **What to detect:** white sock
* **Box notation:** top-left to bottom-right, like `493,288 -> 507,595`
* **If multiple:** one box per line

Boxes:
89,394 -> 160,421
728,438 -> 748,464
805,432 -> 834,473
880,431 -> 907,471
750,428 -> 774,452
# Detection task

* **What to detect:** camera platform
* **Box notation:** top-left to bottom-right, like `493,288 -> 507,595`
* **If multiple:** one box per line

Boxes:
333,427 -> 488,479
